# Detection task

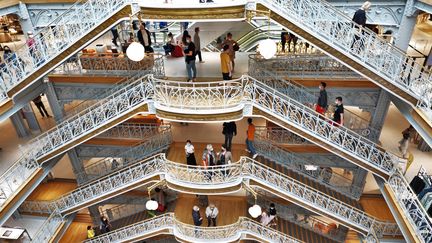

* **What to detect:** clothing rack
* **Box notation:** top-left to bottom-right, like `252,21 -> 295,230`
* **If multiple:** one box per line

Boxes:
418,166 -> 432,187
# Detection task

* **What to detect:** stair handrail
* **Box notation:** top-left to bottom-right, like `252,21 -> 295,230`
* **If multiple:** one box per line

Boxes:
83,213 -> 303,243
26,154 -> 397,239
78,130 -> 172,184
96,123 -> 170,140
31,211 -> 64,243
0,0 -> 132,100
260,0 -> 431,113
253,131 -> 362,199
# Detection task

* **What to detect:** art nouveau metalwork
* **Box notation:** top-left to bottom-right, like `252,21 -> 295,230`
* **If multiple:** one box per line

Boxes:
96,123 -> 169,140
23,154 -> 398,240
84,213 -> 303,243
31,212 -> 64,242
0,0 -> 131,102
259,0 -> 431,119
0,74 -> 427,241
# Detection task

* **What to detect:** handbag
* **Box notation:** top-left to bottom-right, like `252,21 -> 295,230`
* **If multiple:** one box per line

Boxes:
233,43 -> 239,51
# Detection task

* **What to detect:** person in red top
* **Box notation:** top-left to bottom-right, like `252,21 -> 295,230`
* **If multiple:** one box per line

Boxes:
245,118 -> 258,159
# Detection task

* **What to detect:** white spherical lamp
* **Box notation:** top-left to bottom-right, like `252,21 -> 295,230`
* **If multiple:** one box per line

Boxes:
248,204 -> 262,218
126,42 -> 145,62
257,39 -> 277,59
146,199 -> 158,210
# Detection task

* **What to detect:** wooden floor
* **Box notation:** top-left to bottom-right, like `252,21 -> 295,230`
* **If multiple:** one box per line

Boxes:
174,193 -> 248,226
59,221 -> 90,243
27,180 -> 77,201
359,195 -> 396,222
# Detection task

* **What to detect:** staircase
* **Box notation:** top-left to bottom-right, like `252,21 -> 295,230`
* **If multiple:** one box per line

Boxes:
0,0 -> 134,105
20,154 -> 399,240
256,0 -> 432,144
83,213 -> 303,243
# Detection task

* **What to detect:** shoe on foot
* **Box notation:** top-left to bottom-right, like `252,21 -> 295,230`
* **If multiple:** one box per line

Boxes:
252,153 -> 258,159
187,79 -> 192,82
193,78 -> 197,82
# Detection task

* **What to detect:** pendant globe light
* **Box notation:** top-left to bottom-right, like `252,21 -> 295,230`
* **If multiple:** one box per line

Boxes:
126,13 -> 145,62
146,198 -> 159,211
248,204 -> 262,218
258,39 -> 277,59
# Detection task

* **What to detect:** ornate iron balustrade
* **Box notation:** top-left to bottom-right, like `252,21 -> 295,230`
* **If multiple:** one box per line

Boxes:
253,135 -> 361,199
31,212 -> 64,243
259,0 -> 432,119
79,130 -> 172,184
84,213 -> 303,243
250,65 -> 380,141
255,126 -> 309,144
153,77 -> 248,113
249,53 -> 359,79
388,172 -> 432,242
249,196 -> 348,242
96,123 -> 170,140
19,200 -> 56,215
24,154 -> 397,239
0,0 -> 132,103
54,53 -> 165,78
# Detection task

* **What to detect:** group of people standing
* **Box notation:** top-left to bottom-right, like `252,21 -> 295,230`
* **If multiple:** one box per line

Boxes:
314,82 -> 345,127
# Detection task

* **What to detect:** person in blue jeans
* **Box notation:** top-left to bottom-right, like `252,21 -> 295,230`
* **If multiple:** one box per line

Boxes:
183,35 -> 197,82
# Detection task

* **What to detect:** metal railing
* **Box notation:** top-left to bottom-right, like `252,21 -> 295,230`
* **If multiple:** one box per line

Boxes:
0,0 -> 131,102
31,212 -> 64,243
250,61 -> 380,141
96,123 -> 169,140
22,154 -> 398,240
260,0 -> 431,121
253,131 -> 361,199
84,213 -> 303,243
249,53 -> 359,79
249,196 -> 347,242
79,129 -> 172,184
1,74 -> 427,241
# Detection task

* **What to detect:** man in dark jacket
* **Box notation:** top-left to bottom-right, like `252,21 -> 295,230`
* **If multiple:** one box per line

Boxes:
137,23 -> 153,53
351,2 -> 371,49
222,121 -> 237,150
315,82 -> 328,115
192,205 -> 203,231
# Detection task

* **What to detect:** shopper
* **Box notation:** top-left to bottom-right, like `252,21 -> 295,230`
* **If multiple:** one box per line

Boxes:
246,118 -> 258,159
3,46 -> 23,74
217,144 -> 233,165
315,82 -> 328,115
202,144 -> 216,168
111,159 -> 119,170
222,121 -> 237,150
194,27 -> 204,63
99,216 -> 112,233
269,203 -> 277,222
281,31 -> 289,53
192,206 -> 203,226
33,95 -> 51,118
205,204 -> 219,227
111,26 -> 119,47
184,34 -> 197,82
352,2 -> 371,49
287,33 -> 298,53
222,33 -> 238,72
399,133 -> 410,158
181,30 -> 189,46
185,140 -> 197,166
87,226 -> 95,239
137,23 -> 153,53
332,97 -> 344,126
220,45 -> 232,80
155,187 -> 166,212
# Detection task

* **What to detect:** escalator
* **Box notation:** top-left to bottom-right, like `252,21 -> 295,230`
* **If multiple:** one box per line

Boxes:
254,0 -> 432,145
22,154 -> 399,240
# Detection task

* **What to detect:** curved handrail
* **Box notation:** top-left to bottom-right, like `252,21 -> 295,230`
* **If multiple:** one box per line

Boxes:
0,0 -> 131,101
260,0 -> 431,114
24,154 -> 398,239
83,213 -> 303,243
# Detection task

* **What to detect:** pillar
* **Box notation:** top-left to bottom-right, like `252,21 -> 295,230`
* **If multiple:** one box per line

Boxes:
18,2 -> 34,35
88,205 -> 102,226
369,90 -> 391,140
394,0 -> 418,51
351,168 -> 368,197
21,104 -> 41,132
68,148 -> 87,184
10,112 -> 30,137
46,82 -> 65,122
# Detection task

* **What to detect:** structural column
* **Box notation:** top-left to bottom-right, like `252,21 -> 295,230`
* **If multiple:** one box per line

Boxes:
88,205 -> 102,226
10,112 -> 30,137
68,148 -> 88,184
46,82 -> 65,122
394,0 -> 418,51
369,90 -> 391,139
22,104 -> 41,132
18,2 -> 34,35
351,168 -> 368,197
